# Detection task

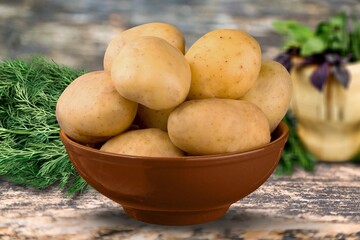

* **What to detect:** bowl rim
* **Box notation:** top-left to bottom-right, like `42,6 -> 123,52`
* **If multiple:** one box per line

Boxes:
60,122 -> 289,163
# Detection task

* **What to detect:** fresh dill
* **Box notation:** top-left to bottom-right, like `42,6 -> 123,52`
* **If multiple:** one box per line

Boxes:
0,56 -> 88,195
276,111 -> 317,175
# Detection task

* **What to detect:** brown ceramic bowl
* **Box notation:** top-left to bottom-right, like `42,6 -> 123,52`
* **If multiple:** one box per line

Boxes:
60,122 -> 288,226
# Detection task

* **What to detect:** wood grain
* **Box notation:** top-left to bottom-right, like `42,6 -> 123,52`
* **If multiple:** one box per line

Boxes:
1,162 -> 360,239
2,0 -> 360,70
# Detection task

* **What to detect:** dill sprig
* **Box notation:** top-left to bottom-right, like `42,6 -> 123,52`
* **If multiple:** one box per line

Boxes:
276,111 -> 317,175
0,56 -> 88,195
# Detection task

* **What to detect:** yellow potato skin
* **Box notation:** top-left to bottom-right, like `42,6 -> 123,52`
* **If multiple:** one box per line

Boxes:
56,71 -> 138,144
137,105 -> 174,132
104,22 -> 185,71
100,128 -> 184,157
111,36 -> 191,110
241,60 -> 293,132
167,99 -> 270,155
185,29 -> 261,99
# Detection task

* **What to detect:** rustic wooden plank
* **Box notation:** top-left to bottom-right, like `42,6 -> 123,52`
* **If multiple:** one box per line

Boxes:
2,0 -> 359,70
1,162 -> 360,239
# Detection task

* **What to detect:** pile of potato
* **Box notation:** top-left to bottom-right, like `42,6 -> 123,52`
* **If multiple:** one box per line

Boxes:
56,22 -> 292,157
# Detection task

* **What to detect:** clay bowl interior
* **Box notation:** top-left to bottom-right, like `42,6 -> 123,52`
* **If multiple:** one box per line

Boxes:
60,122 -> 289,226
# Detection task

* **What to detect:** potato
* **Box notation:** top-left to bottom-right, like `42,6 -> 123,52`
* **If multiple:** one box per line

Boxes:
111,36 -> 191,110
56,71 -> 138,144
241,60 -> 292,132
104,22 -> 185,71
167,98 -> 270,155
185,29 -> 261,99
137,105 -> 174,131
100,128 -> 184,157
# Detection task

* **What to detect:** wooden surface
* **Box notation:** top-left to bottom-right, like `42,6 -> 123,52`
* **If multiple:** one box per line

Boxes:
1,162 -> 360,240
2,0 -> 360,70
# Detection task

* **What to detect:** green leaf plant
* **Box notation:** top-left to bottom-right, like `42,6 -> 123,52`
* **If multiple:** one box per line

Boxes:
0,56 -> 88,195
276,112 -> 316,175
273,12 -> 360,91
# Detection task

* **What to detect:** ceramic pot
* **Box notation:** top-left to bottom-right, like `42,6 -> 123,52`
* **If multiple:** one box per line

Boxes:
290,62 -> 360,161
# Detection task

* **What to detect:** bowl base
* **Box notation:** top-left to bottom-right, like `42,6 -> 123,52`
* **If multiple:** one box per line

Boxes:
123,206 -> 230,226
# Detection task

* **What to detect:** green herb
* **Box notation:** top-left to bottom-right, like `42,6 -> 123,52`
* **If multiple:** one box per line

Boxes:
350,15 -> 360,61
276,111 -> 316,175
272,20 -> 326,56
316,12 -> 349,55
273,12 -> 360,59
273,12 -> 360,91
0,56 -> 88,195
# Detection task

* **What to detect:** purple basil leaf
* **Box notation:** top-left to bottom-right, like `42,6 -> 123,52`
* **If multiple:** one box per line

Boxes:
310,62 -> 330,91
275,53 -> 292,72
333,65 -> 350,88
298,56 -> 317,68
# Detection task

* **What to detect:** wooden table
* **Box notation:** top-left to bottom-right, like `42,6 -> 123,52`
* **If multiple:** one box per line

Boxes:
2,0 -> 359,71
1,162 -> 359,239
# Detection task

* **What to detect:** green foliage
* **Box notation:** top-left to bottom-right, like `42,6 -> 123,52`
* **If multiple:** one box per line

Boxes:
350,17 -> 360,60
272,20 -> 326,56
276,112 -> 316,175
273,12 -> 360,61
0,56 -> 88,195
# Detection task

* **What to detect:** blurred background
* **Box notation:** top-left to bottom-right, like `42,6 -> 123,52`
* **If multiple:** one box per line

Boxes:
1,0 -> 360,71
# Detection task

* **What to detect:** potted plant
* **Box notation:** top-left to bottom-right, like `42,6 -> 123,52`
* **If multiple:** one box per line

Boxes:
273,12 -> 360,162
